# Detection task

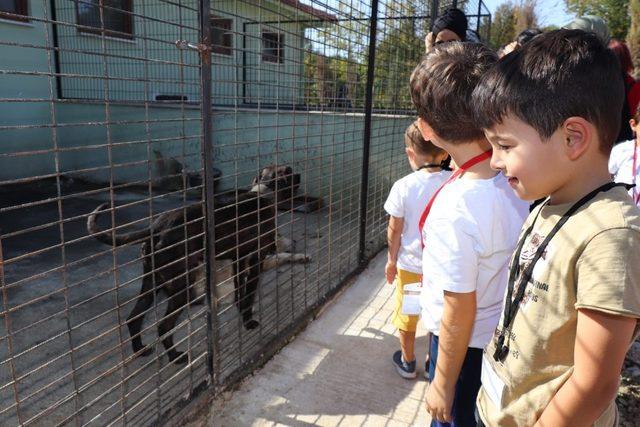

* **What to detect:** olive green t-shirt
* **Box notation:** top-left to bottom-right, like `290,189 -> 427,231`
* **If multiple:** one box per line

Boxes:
477,186 -> 640,427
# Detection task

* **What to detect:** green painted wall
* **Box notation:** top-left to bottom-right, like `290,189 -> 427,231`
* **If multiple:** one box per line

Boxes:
0,0 -> 410,200
0,1 -> 57,182
54,0 -> 308,104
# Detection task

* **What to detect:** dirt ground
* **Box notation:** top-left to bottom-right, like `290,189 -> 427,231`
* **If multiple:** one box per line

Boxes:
618,340 -> 640,426
0,178 -> 363,426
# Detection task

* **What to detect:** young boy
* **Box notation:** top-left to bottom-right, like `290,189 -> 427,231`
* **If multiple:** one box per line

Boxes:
409,43 -> 528,425
472,29 -> 640,426
384,121 -> 451,379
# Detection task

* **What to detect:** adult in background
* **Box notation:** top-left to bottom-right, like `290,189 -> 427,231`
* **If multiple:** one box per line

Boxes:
425,8 -> 468,52
565,15 -> 610,44
609,39 -> 636,143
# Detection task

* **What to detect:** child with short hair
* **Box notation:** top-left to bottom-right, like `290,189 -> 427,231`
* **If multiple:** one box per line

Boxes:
609,105 -> 640,205
472,29 -> 640,426
409,43 -> 528,426
384,121 -> 451,379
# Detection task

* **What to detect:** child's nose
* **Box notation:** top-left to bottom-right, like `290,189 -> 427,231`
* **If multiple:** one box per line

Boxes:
490,153 -> 504,171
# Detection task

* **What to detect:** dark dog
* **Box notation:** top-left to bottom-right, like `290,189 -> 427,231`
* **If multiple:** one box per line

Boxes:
87,165 -> 309,364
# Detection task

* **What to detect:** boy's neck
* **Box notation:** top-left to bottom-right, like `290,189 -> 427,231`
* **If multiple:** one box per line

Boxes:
415,154 -> 444,174
445,139 -> 497,180
548,160 -> 612,205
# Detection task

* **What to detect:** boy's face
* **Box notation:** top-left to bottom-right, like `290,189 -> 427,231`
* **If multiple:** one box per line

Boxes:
484,115 -> 567,201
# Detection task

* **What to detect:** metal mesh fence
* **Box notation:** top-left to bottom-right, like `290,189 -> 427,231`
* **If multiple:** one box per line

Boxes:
0,0 -> 489,425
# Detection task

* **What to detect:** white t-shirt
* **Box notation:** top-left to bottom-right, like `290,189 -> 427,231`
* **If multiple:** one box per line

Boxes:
384,169 -> 452,274
609,139 -> 640,203
419,173 -> 528,348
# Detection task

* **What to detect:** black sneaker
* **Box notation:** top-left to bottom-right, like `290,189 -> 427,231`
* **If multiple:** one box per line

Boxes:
392,350 -> 417,379
424,361 -> 431,380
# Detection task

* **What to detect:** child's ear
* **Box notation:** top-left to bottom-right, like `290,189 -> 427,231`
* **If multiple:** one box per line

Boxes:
562,117 -> 592,161
416,118 -> 435,142
406,146 -> 416,160
630,119 -> 637,132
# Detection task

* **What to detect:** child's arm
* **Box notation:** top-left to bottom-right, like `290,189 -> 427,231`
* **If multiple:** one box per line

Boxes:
534,309 -> 636,426
426,290 -> 476,423
385,216 -> 403,284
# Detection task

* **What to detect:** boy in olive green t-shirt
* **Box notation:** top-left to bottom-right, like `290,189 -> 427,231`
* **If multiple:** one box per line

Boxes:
471,30 -> 640,426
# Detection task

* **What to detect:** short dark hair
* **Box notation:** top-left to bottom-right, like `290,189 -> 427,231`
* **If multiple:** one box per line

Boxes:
410,42 -> 497,143
404,120 -> 445,156
472,29 -> 623,154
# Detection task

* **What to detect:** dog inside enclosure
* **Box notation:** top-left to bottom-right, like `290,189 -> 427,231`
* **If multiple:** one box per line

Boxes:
87,165 -> 311,364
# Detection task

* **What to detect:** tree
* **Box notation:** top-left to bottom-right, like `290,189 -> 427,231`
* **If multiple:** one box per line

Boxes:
374,3 -> 425,109
513,0 -> 539,35
629,0 -> 640,73
490,3 -> 518,49
564,0 -> 630,39
488,1 -> 542,50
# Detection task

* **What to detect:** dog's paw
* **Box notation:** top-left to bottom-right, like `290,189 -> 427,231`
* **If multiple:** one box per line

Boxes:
169,351 -> 189,365
244,319 -> 260,330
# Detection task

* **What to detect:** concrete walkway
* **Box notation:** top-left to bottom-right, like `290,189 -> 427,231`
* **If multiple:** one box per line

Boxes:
201,252 -> 432,426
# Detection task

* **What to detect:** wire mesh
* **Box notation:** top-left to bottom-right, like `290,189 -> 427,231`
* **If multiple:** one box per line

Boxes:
0,0 -> 490,425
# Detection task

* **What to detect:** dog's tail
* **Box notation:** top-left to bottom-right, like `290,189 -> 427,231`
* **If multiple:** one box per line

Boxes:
87,203 -> 151,247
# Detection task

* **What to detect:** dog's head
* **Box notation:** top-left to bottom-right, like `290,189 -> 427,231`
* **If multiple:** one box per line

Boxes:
251,165 -> 300,201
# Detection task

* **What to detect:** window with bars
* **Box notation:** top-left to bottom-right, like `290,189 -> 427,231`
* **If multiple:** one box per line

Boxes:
262,31 -> 284,63
211,17 -> 232,56
76,0 -> 133,39
0,0 -> 28,21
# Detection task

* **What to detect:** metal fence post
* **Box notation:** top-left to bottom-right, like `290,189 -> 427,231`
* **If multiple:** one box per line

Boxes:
358,0 -> 380,265
199,0 -> 219,387
430,0 -> 439,29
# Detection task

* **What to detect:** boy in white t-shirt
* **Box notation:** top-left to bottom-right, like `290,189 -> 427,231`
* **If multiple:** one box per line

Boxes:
609,105 -> 640,205
384,121 -> 451,379
409,43 -> 528,425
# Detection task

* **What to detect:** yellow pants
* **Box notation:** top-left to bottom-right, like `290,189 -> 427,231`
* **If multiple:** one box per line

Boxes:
391,268 -> 421,332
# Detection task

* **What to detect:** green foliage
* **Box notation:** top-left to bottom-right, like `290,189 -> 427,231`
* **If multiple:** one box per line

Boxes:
373,4 -> 426,109
490,3 -> 518,49
564,0 -> 630,39
541,24 -> 560,31
629,0 -> 640,73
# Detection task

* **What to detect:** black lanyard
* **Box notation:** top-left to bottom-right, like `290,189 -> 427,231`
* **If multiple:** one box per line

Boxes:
417,156 -> 453,172
493,182 -> 628,362
417,163 -> 442,171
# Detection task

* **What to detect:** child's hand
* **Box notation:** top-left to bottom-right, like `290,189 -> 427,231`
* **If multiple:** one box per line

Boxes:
426,379 -> 454,424
425,32 -> 435,52
385,261 -> 397,284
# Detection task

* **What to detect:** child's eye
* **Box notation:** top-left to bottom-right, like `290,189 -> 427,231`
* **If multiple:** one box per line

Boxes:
497,144 -> 510,151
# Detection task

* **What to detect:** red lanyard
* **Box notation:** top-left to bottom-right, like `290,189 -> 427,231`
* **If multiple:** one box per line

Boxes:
632,144 -> 640,204
419,150 -> 492,247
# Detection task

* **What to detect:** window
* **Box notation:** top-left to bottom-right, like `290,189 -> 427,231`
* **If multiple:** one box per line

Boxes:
211,17 -> 232,56
76,0 -> 133,39
262,32 -> 284,63
0,0 -> 29,21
